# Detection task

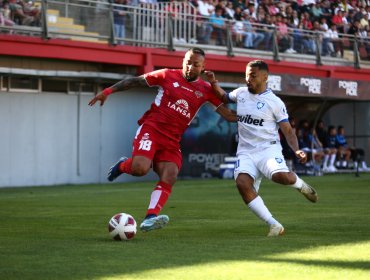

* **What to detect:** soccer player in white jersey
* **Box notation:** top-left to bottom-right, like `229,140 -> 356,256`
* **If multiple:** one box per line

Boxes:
205,60 -> 318,237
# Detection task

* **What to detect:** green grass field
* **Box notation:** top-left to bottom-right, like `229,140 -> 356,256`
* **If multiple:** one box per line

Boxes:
1,173 -> 370,280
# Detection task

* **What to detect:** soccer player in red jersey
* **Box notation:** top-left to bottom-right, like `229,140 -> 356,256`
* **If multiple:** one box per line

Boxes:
88,47 -> 236,232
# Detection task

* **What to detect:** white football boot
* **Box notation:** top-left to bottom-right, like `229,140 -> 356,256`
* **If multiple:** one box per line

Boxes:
299,181 -> 319,203
267,223 -> 285,237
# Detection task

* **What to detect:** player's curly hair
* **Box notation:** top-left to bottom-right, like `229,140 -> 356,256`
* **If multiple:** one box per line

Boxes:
247,60 -> 269,72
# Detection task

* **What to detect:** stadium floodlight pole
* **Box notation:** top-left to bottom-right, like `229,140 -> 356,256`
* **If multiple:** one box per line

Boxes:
41,0 -> 50,40
315,31 -> 322,66
226,21 -> 234,57
109,2 -> 117,46
353,36 -> 361,69
167,14 -> 175,52
272,27 -> 280,62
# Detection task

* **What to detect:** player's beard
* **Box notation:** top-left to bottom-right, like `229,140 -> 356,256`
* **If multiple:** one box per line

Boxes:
247,84 -> 256,94
184,72 -> 197,82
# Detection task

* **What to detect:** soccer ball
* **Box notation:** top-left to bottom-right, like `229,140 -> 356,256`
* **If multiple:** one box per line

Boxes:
108,213 -> 137,241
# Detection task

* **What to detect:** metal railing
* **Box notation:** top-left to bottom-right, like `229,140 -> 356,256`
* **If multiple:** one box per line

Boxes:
1,0 -> 368,68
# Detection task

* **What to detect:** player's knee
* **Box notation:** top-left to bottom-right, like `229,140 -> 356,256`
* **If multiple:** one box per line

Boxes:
131,162 -> 150,176
272,172 -> 296,185
160,170 -> 178,186
235,175 -> 255,194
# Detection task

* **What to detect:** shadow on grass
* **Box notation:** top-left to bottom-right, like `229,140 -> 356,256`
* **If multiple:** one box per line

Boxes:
260,258 -> 370,270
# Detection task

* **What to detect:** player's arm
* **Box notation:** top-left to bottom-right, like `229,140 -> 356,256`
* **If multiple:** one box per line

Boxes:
279,121 -> 307,163
88,75 -> 147,106
216,104 -> 237,122
204,71 -> 231,104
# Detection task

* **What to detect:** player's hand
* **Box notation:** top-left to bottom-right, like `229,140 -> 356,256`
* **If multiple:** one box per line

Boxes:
295,150 -> 307,164
88,93 -> 107,106
204,70 -> 218,84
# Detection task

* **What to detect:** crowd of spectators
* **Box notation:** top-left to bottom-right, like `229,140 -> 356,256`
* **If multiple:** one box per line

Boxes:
190,0 -> 370,57
2,0 -> 370,58
111,0 -> 370,58
0,0 -> 41,27
280,118 -> 370,175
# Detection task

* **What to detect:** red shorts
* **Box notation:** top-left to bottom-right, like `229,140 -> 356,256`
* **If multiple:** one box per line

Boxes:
131,124 -> 183,170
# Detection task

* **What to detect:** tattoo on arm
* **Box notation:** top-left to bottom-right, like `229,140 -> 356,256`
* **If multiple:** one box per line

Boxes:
112,76 -> 147,91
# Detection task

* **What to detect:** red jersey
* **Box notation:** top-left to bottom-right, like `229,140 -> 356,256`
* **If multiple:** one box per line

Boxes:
139,68 -> 222,142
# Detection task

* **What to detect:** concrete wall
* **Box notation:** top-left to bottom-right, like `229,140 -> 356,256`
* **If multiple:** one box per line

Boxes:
1,89 -> 369,188
0,89 -> 158,187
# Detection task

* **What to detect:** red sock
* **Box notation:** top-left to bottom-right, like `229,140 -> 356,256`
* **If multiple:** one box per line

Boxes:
146,181 -> 173,216
119,158 -> 133,175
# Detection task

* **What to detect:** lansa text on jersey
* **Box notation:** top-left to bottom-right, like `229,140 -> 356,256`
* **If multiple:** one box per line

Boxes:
237,115 -> 265,126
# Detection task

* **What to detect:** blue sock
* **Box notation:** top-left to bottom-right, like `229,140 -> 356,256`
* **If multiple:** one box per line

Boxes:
145,214 -> 157,219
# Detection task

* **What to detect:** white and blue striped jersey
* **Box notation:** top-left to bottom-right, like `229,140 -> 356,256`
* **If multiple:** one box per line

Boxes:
228,87 -> 289,154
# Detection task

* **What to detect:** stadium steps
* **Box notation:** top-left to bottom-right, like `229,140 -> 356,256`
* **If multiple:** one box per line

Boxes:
46,9 -> 106,43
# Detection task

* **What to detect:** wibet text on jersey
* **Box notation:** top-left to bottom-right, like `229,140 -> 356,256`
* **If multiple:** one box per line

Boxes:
237,114 -> 265,126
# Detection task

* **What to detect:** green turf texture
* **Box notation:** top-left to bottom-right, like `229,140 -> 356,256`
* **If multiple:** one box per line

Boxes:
1,173 -> 370,280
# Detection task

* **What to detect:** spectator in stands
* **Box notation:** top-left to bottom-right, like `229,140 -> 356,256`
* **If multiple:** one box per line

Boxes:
196,0 -> 214,44
232,18 -> 245,47
334,125 -> 350,168
364,29 -> 370,59
224,1 -> 235,19
241,11 -> 265,49
209,6 -> 226,45
320,0 -> 333,23
310,1 -> 323,22
215,0 -> 232,20
267,0 -> 280,16
260,13 -> 274,50
319,15 -> 329,33
276,13 -> 296,53
8,0 -> 34,25
332,9 -> 346,34
316,121 -> 337,173
113,0 -> 128,44
314,121 -> 332,172
21,0 -> 41,26
256,4 -> 267,22
359,12 -> 369,30
336,125 -> 369,171
347,19 -> 361,37
297,120 -> 324,172
322,125 -> 339,172
300,11 -> 317,54
244,2 -> 257,21
322,23 -> 340,56
0,0 -> 15,26
232,0 -> 246,10
233,5 -> 243,21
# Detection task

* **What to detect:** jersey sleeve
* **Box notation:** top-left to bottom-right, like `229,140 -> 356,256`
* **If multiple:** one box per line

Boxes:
144,69 -> 167,87
208,90 -> 223,109
227,88 -> 239,103
274,98 -> 289,123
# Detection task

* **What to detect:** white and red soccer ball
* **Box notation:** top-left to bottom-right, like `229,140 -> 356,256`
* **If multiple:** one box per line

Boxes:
108,213 -> 137,241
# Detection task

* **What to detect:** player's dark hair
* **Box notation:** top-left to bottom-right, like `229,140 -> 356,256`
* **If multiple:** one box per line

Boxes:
188,47 -> 205,57
247,60 -> 269,72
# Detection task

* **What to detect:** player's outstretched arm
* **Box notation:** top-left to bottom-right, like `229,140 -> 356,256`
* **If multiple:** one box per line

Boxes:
88,75 -> 147,106
279,121 -> 307,164
216,104 -> 237,122
204,71 -> 230,104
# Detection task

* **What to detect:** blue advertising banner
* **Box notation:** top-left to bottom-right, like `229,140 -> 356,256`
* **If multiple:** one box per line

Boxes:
180,103 -> 237,178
